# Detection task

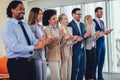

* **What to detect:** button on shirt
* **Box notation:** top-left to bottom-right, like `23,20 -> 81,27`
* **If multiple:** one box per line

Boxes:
2,18 -> 38,58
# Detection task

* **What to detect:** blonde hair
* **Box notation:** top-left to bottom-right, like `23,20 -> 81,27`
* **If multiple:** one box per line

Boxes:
57,13 -> 67,28
84,15 -> 92,27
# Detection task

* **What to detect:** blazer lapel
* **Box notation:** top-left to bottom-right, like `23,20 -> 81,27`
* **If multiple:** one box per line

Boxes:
72,20 -> 81,35
80,23 -> 83,36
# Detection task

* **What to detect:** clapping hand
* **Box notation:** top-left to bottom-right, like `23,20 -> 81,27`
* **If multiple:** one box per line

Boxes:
104,29 -> 113,35
64,34 -> 71,40
76,36 -> 83,42
73,35 -> 79,41
60,29 -> 65,37
34,38 -> 45,50
84,30 -> 92,38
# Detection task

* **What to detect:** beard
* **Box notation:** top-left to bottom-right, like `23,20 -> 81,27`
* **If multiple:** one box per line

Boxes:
16,16 -> 24,20
17,13 -> 24,20
97,14 -> 103,18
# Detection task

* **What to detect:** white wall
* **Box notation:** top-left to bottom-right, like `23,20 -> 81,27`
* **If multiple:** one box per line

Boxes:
0,0 -> 12,57
28,0 -> 105,9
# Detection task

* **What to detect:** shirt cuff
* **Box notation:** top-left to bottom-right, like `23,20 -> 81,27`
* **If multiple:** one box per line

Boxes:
28,45 -> 34,52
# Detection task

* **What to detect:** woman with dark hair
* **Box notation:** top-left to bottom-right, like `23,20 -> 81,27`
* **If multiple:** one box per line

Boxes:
28,7 -> 49,80
43,9 -> 61,80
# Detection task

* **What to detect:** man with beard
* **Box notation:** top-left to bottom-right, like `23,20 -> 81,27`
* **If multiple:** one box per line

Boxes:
2,1 -> 46,80
93,7 -> 113,80
69,8 -> 92,80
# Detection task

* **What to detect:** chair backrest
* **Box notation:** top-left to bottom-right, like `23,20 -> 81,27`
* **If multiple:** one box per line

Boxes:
0,56 -> 8,74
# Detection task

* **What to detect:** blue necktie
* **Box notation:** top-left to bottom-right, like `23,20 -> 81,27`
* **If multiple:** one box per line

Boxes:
18,21 -> 32,54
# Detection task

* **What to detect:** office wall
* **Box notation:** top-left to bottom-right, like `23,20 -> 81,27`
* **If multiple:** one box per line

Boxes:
0,0 -> 12,57
28,0 -> 105,9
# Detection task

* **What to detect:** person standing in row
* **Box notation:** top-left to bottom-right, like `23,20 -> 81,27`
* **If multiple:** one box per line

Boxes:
2,1 -> 46,80
28,7 -> 49,80
69,8 -> 92,80
43,9 -> 61,80
84,15 -> 104,80
93,7 -> 113,80
58,13 -> 78,80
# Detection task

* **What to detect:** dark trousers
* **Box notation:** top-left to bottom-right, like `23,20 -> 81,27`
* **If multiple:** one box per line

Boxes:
7,58 -> 36,80
71,50 -> 86,80
94,42 -> 105,79
85,48 -> 96,79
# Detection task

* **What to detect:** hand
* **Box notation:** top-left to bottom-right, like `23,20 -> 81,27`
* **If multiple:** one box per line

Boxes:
45,38 -> 53,44
84,30 -> 92,38
95,31 -> 101,36
104,29 -> 113,35
38,35 -> 47,45
76,36 -> 83,42
73,35 -> 79,41
64,34 -> 71,39
34,40 -> 45,50
60,29 -> 65,36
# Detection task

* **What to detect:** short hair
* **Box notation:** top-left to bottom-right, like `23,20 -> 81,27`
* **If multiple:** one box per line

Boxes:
72,8 -> 81,15
7,1 -> 23,18
28,7 -> 42,25
95,7 -> 103,13
42,9 -> 56,26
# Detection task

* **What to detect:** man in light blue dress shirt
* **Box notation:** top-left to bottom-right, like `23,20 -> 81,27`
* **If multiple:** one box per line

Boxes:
2,1 -> 46,80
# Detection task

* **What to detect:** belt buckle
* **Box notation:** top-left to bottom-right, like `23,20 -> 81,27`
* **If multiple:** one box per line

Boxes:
27,56 -> 33,61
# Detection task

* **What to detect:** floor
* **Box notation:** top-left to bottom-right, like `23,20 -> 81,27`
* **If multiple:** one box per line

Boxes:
47,72 -> 120,80
100,73 -> 120,80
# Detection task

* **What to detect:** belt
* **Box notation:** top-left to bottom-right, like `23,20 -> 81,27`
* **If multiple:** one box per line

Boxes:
9,56 -> 34,61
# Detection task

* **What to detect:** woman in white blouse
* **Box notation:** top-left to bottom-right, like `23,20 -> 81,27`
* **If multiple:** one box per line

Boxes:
84,15 -> 104,80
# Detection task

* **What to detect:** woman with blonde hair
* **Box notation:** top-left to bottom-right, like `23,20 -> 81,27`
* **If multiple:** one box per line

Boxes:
84,15 -> 104,80
58,13 -> 78,80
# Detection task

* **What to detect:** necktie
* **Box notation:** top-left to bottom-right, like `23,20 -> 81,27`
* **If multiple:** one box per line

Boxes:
100,20 -> 103,29
18,21 -> 31,45
18,21 -> 32,54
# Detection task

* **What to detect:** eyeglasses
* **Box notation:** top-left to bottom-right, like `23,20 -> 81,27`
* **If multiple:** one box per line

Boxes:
75,13 -> 82,16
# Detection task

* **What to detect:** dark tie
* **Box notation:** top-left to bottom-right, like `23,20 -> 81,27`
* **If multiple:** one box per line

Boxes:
18,21 -> 32,54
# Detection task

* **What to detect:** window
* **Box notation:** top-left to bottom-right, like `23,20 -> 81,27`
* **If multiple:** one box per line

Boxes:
62,5 -> 81,21
109,0 -> 120,73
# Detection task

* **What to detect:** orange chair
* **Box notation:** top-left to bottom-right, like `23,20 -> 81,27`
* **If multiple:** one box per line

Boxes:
0,56 -> 9,80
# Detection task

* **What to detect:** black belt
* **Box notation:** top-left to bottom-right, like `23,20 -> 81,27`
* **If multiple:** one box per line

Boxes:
9,56 -> 34,61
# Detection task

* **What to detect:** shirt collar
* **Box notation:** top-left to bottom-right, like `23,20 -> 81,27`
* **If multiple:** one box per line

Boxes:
49,25 -> 56,28
95,17 -> 101,22
10,18 -> 24,25
73,19 -> 80,24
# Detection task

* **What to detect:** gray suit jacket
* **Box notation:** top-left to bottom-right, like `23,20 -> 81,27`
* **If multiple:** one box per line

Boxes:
30,24 -> 46,60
